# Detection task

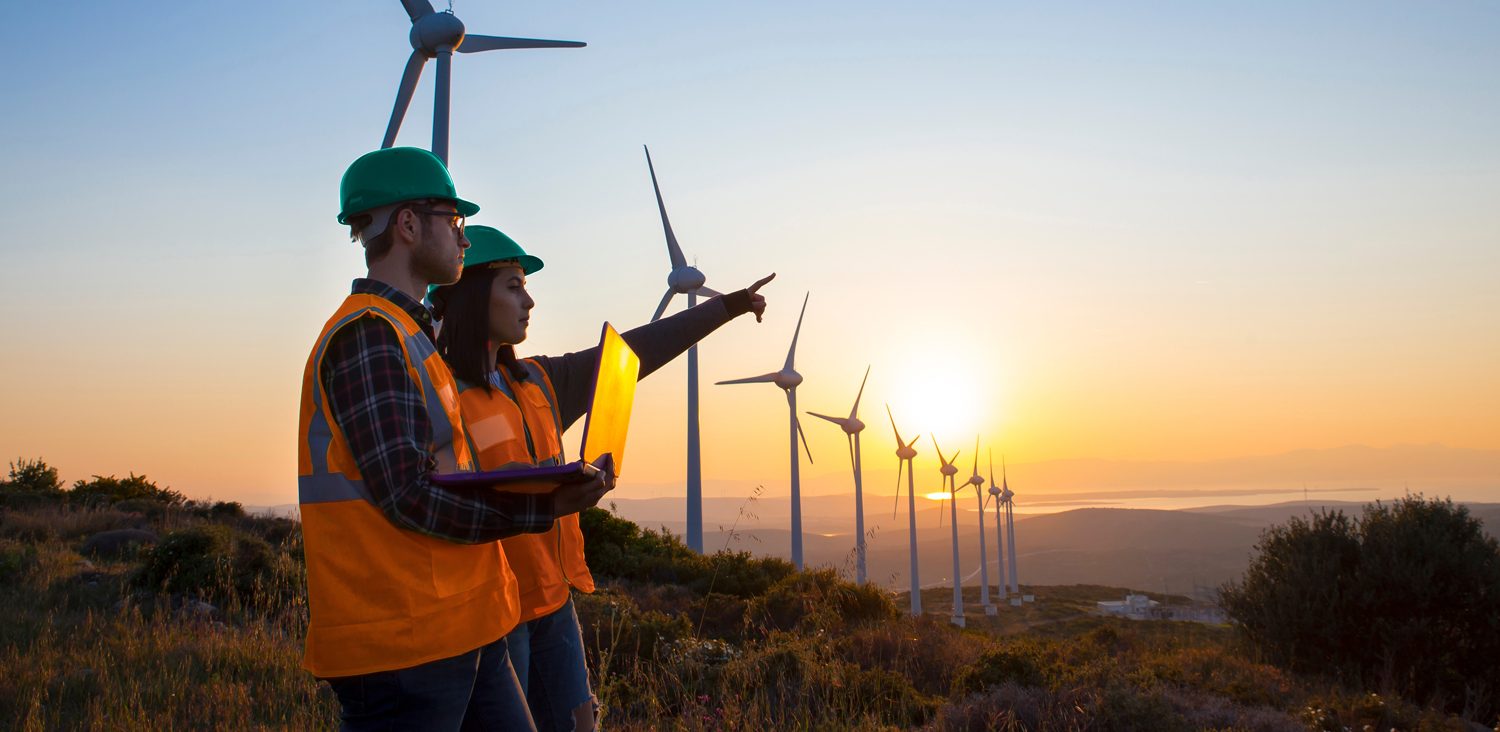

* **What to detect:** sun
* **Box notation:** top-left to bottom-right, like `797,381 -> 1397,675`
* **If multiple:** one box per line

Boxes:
885,356 -> 989,453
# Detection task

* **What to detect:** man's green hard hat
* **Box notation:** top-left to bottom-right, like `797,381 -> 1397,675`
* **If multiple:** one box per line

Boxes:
463,225 -> 544,274
338,147 -> 480,224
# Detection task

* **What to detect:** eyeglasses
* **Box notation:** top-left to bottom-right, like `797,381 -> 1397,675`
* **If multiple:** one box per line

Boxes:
411,207 -> 466,234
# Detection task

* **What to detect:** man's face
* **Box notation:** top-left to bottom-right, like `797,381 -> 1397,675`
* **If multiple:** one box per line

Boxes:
487,265 -> 534,346
410,203 -> 468,286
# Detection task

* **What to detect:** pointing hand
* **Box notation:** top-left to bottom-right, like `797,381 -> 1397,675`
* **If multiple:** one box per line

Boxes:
746,273 -> 775,322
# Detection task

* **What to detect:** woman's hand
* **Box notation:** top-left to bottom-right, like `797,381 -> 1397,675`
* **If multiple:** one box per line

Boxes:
746,273 -> 775,322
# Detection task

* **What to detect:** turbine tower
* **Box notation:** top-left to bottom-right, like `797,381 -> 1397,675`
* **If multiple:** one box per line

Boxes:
380,0 -> 585,163
887,405 -> 922,616
1001,460 -> 1019,594
717,293 -> 814,569
643,146 -> 721,553
988,450 -> 1009,603
807,367 -> 872,583
964,438 -> 993,615
933,439 -> 964,627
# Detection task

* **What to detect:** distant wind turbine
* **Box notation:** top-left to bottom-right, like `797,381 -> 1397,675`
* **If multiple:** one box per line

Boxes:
642,146 -> 721,553
934,438 -> 964,627
963,438 -> 994,615
1001,458 -> 1019,595
379,0 -> 585,163
717,293 -> 814,569
988,450 -> 1009,603
888,405 -> 922,617
807,366 -> 871,584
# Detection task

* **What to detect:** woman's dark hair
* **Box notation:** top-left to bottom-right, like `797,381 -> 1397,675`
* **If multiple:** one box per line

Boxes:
433,265 -> 528,391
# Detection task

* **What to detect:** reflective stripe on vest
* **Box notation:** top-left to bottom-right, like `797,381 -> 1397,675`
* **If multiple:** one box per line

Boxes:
296,293 -> 516,678
457,359 -> 596,623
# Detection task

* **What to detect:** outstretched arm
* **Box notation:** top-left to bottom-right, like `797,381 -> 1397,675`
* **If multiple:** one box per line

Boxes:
532,274 -> 774,431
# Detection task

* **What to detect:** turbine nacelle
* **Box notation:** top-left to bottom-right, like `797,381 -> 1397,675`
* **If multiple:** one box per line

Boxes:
895,445 -> 917,460
844,417 -> 865,435
967,475 -> 985,489
411,11 -> 465,54
774,369 -> 803,391
1001,488 -> 1014,502
940,464 -> 958,477
667,266 -> 708,293
988,485 -> 1002,496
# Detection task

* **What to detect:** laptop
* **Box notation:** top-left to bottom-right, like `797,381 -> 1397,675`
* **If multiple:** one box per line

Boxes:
431,322 -> 640,492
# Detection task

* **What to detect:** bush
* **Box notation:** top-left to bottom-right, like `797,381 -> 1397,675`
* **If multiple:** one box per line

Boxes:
744,569 -> 896,634
132,525 -> 297,608
2,458 -> 64,494
70,474 -> 185,507
1221,495 -> 1500,718
952,639 -> 1051,695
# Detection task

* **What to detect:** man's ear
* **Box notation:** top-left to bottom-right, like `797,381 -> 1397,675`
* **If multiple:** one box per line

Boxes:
391,207 -> 419,245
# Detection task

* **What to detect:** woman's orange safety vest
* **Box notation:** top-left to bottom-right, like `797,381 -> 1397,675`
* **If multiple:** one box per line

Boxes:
457,360 -> 596,625
297,293 -> 520,678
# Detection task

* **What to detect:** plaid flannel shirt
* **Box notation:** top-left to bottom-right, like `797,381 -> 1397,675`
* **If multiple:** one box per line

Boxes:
320,278 -> 555,543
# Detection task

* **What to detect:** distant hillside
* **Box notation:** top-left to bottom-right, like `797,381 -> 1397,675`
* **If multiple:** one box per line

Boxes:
612,500 -> 1500,597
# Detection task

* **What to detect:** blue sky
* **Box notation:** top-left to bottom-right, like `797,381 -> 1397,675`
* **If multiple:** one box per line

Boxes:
1,1 -> 1496,505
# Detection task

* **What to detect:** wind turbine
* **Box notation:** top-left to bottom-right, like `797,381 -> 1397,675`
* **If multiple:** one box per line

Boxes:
1001,458 -> 1019,595
963,438 -> 994,615
988,450 -> 1009,603
807,366 -> 871,584
933,439 -> 964,627
716,293 -> 814,569
643,146 -> 721,553
379,1 -> 585,163
887,406 -> 922,616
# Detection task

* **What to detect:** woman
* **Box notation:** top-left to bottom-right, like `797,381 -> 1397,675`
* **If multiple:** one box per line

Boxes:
432,225 -> 771,731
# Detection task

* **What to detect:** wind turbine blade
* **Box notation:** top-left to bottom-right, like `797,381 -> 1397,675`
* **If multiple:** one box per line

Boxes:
400,0 -> 434,22
989,449 -> 996,486
643,146 -> 687,270
886,404 -> 905,446
932,438 -> 946,467
938,496 -> 945,527
793,406 -> 814,464
806,411 -> 845,426
972,437 -> 980,477
458,35 -> 587,52
382,50 -> 427,149
650,289 -> 675,322
846,434 -> 856,471
693,285 -> 722,298
783,292 -> 809,371
893,461 -> 903,518
715,372 -> 779,385
849,365 -> 870,420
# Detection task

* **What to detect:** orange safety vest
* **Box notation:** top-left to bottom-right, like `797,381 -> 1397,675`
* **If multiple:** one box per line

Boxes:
457,360 -> 596,625
297,293 -> 520,678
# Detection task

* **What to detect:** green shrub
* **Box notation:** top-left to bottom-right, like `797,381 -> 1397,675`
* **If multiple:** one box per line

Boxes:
2,458 -> 64,494
953,640 -> 1051,695
1221,495 -> 1500,718
132,525 -> 297,608
0,539 -> 39,584
745,569 -> 896,634
70,474 -> 185,507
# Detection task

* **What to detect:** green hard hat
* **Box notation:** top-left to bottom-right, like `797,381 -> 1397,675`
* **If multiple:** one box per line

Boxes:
338,147 -> 480,224
463,225 -> 544,275
424,225 -> 544,303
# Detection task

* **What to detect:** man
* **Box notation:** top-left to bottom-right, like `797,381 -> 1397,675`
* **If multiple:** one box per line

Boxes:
296,147 -> 612,730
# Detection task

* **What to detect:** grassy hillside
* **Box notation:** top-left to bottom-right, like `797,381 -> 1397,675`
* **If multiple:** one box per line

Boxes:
2,469 -> 1493,730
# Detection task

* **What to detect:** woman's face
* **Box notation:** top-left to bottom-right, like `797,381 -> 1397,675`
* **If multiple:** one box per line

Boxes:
487,265 -> 534,346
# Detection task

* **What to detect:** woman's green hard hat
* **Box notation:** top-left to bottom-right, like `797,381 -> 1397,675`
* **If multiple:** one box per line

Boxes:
463,225 -> 544,275
338,147 -> 480,224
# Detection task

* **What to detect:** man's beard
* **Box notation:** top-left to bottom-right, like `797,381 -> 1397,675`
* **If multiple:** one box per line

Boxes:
412,225 -> 461,286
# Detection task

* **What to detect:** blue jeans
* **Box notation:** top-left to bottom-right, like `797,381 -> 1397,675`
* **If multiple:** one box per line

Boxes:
506,597 -> 597,732
325,637 -> 535,731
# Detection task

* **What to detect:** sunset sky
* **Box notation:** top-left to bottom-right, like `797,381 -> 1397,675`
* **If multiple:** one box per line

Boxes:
1,1 -> 1496,509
